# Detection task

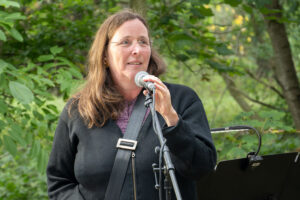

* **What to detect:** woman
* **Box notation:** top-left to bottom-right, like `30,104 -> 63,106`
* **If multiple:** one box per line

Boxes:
47,10 -> 216,200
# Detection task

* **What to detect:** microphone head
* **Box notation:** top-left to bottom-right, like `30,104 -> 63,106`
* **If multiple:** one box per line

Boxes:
135,71 -> 149,87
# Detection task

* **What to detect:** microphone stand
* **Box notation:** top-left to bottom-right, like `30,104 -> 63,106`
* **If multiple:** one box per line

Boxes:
144,90 -> 182,200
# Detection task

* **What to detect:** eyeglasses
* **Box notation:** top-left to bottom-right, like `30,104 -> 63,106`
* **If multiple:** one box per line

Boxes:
110,38 -> 151,48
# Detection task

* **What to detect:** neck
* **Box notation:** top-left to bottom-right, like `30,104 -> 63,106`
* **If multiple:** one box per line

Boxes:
111,73 -> 142,101
117,84 -> 142,101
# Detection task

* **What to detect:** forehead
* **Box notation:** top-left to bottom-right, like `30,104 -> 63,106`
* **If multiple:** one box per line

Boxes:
111,19 -> 149,40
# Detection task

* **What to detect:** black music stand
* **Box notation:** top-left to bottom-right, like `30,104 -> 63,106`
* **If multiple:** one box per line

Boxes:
197,152 -> 300,200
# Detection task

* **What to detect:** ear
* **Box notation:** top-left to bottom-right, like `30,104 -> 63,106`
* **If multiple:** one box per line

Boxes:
104,57 -> 109,68
103,50 -> 109,66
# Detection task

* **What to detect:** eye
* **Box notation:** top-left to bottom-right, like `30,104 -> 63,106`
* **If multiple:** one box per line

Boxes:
120,40 -> 130,45
138,39 -> 149,46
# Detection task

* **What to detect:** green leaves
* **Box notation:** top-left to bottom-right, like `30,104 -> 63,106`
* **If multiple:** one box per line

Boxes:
29,141 -> 41,159
0,149 -> 49,199
50,46 -> 63,55
9,27 -> 23,42
1,2 -> 79,177
216,43 -> 234,55
37,55 -> 54,62
0,0 -> 20,8
242,4 -> 253,14
191,6 -> 214,19
227,147 -> 247,158
0,99 -> 8,113
224,0 -> 242,7
9,81 -> 34,104
169,32 -> 196,48
205,59 -> 236,72
37,148 -> 48,173
3,135 -> 17,157
9,124 -> 27,147
0,60 -> 7,74
27,140 -> 48,173
0,3 -> 25,43
0,29 -> 7,41
0,59 -> 15,71
4,12 -> 25,20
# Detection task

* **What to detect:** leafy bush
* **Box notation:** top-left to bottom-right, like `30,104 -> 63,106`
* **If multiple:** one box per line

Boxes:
0,151 -> 48,200
0,0 -> 83,172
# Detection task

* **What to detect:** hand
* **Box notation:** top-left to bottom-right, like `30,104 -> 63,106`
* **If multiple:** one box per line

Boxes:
142,75 -> 179,127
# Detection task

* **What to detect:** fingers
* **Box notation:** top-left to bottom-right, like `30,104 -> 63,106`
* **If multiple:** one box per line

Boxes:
142,75 -> 166,91
142,75 -> 179,126
142,75 -> 171,106
143,89 -> 149,96
141,75 -> 167,99
142,75 -> 162,85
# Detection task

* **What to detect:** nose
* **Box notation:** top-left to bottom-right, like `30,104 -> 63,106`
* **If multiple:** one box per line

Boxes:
131,41 -> 141,55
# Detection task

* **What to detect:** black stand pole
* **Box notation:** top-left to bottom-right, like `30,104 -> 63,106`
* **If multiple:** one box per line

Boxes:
145,92 -> 182,200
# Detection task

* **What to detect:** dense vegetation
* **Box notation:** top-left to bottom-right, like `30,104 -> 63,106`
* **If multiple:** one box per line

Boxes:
0,0 -> 299,199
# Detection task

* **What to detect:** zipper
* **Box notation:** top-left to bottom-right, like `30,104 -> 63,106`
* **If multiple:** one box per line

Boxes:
131,151 -> 137,200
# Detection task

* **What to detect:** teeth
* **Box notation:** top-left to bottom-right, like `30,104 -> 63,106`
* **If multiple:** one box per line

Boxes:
129,62 -> 141,65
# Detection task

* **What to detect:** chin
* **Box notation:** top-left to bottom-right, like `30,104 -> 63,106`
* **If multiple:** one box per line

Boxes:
123,68 -> 147,78
124,71 -> 139,81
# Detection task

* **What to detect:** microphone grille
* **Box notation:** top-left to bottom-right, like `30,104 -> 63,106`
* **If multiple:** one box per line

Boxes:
135,71 -> 149,87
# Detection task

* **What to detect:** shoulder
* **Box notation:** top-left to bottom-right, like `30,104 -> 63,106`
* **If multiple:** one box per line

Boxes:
164,82 -> 203,111
164,82 -> 199,101
59,98 -> 80,124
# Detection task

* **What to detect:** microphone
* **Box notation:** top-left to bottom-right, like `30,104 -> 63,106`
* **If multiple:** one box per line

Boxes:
135,71 -> 155,91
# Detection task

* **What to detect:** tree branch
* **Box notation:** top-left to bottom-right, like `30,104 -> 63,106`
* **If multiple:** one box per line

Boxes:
227,82 -> 288,112
210,84 -> 228,127
241,92 -> 287,111
245,69 -> 284,98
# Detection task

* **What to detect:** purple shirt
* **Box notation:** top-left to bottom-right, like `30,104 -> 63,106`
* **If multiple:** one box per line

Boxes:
116,98 -> 150,134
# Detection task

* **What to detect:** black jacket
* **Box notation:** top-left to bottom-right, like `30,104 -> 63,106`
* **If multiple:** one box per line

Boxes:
47,83 -> 217,200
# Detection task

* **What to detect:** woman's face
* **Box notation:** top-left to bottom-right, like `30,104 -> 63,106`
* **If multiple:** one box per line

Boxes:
107,19 -> 151,87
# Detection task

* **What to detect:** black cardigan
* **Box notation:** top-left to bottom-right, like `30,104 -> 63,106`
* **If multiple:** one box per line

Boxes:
47,83 -> 217,200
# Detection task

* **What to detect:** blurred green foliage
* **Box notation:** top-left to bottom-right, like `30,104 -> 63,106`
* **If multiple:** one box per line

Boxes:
0,0 -> 299,199
0,151 -> 48,200
214,109 -> 300,161
0,1 -> 84,198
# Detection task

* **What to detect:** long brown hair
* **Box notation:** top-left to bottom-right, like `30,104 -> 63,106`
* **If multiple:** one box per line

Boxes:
69,10 -> 166,128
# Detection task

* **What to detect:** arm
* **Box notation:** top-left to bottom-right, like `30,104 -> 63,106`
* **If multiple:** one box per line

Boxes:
162,93 -> 217,179
142,75 -> 216,179
47,110 -> 85,200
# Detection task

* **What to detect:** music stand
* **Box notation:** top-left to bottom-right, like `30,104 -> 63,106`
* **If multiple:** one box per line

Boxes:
279,152 -> 300,200
197,152 -> 300,200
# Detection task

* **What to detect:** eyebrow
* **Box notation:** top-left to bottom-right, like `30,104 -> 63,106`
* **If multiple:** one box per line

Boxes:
120,36 -> 149,40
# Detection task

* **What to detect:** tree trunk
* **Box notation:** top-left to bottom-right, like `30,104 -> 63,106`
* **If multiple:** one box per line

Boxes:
221,74 -> 252,112
250,11 -> 273,78
263,0 -> 300,129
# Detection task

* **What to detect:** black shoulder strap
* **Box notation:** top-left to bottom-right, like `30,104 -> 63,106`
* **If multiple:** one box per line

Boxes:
104,93 -> 146,200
